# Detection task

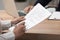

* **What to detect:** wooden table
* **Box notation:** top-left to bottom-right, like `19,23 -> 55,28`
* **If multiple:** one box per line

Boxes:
0,10 -> 60,40
26,19 -> 60,34
18,19 -> 60,40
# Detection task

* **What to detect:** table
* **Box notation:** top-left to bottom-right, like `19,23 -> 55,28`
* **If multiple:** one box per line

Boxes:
18,19 -> 60,40
26,19 -> 60,34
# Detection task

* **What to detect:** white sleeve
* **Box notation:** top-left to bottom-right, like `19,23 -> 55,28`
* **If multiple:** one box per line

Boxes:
0,32 -> 15,40
0,20 -> 12,29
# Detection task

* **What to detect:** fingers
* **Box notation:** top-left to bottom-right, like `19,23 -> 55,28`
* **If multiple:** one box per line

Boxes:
12,16 -> 25,24
24,5 -> 33,13
24,6 -> 31,13
16,21 -> 25,30
13,18 -> 25,39
16,20 -> 25,26
19,18 -> 25,21
16,24 -> 25,33
14,24 -> 25,38
17,22 -> 26,32
18,16 -> 25,22
20,22 -> 25,25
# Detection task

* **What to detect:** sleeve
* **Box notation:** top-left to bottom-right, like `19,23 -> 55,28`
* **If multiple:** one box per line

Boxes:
34,0 -> 52,7
9,26 -> 15,32
0,20 -> 12,30
0,32 -> 15,40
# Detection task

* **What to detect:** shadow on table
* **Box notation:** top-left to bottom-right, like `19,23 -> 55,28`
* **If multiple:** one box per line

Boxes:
16,33 -> 60,40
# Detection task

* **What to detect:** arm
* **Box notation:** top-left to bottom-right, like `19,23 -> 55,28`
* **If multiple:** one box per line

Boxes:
0,22 -> 25,40
0,20 -> 12,30
0,17 -> 24,30
0,32 -> 15,40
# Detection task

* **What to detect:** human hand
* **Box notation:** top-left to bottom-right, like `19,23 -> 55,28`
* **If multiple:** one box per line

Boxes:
13,22 -> 25,39
11,16 -> 25,24
24,5 -> 33,13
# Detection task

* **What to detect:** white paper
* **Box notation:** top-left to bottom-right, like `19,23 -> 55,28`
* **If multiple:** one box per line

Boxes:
9,3 -> 51,31
49,12 -> 60,20
25,3 -> 51,30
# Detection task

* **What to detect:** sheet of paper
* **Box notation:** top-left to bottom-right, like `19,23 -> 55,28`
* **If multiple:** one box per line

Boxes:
9,3 -> 51,31
49,12 -> 60,20
25,3 -> 51,30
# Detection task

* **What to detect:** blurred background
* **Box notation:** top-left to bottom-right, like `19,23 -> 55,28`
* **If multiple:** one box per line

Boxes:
0,0 -> 59,10
0,0 -> 36,10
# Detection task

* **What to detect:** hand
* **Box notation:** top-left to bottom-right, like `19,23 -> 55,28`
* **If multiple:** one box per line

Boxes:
11,16 -> 25,24
13,22 -> 25,39
24,5 -> 33,13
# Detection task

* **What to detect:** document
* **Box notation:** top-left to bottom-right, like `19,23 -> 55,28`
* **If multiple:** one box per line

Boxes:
25,3 -> 51,30
9,3 -> 51,31
49,12 -> 60,20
